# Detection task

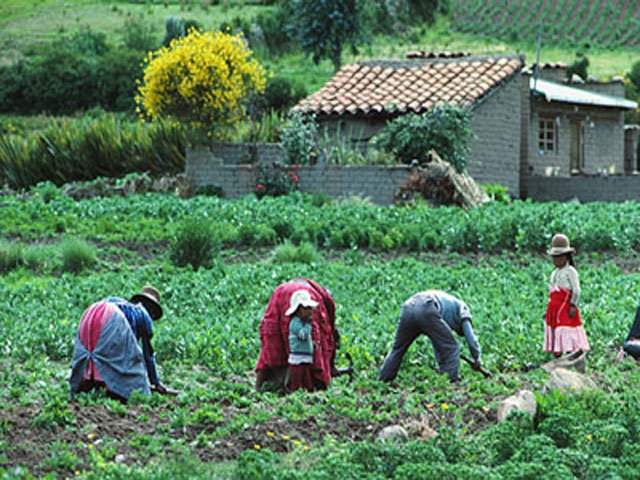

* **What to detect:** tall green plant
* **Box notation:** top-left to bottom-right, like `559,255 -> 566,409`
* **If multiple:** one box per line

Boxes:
170,219 -> 218,270
280,111 -> 317,164
373,104 -> 473,173
0,114 -> 185,189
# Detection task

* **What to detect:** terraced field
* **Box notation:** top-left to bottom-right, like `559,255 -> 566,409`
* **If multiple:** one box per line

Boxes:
452,0 -> 640,48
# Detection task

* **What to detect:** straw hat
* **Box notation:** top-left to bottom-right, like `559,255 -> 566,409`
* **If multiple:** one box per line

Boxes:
131,285 -> 163,320
547,234 -> 575,256
285,290 -> 319,316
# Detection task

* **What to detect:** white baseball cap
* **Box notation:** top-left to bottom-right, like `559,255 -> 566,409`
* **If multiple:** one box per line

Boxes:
285,289 -> 319,316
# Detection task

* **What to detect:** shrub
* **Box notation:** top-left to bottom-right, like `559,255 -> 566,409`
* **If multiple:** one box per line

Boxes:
97,49 -> 146,111
483,184 -> 511,203
23,245 -> 57,274
270,240 -> 320,264
59,239 -> 97,274
194,185 -> 225,197
255,4 -> 296,55
162,16 -> 203,47
31,181 -> 61,204
566,52 -> 590,82
170,219 -> 218,270
374,105 -> 473,172
0,241 -> 24,273
122,17 -> 157,51
255,163 -> 300,198
263,76 -> 307,113
138,30 -> 266,140
22,44 -> 101,114
281,111 -> 317,164
238,223 -> 277,246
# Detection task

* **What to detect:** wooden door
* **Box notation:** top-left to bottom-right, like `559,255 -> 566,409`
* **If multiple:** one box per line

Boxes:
570,121 -> 583,173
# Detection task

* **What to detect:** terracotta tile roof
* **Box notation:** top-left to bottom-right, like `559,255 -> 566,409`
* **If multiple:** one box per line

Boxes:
295,55 -> 524,116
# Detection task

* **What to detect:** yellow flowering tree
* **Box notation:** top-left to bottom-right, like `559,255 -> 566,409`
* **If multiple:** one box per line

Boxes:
137,30 -> 266,140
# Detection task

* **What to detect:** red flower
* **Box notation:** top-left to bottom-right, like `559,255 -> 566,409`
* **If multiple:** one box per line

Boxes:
257,184 -> 263,190
288,171 -> 294,176
295,163 -> 301,169
292,176 -> 299,182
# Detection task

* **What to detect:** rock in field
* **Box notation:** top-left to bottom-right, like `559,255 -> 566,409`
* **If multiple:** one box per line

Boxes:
546,367 -> 597,393
497,389 -> 537,422
377,425 -> 409,443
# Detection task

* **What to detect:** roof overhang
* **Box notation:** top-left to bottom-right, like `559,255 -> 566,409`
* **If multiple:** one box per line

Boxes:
530,78 -> 638,109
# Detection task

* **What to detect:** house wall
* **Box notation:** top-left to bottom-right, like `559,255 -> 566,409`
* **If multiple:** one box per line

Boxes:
626,127 -> 639,173
527,102 -> 625,176
185,144 -> 412,205
520,73 -> 532,196
319,75 -> 524,196
467,74 -> 522,195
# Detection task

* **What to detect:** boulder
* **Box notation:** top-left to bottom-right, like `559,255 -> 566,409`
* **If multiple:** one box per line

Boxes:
546,367 -> 597,393
404,415 -> 437,441
497,390 -> 537,422
541,350 -> 586,373
377,425 -> 409,443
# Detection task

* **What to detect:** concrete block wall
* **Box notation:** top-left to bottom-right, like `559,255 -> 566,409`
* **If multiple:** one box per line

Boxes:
185,144 -> 412,204
467,74 -> 522,196
205,142 -> 285,165
525,175 -> 640,202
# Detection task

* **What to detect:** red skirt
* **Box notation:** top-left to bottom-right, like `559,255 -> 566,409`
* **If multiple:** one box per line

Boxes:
544,287 -> 590,354
289,364 -> 314,392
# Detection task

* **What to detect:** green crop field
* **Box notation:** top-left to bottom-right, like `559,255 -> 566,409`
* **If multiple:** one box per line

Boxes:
3,191 -> 640,478
1,1 -> 640,477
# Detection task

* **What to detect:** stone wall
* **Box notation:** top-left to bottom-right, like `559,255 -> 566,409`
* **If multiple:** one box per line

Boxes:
525,175 -> 640,202
185,144 -> 412,204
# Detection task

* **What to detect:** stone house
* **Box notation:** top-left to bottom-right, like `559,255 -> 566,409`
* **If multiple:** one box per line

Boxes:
294,53 -> 638,199
526,65 -> 637,176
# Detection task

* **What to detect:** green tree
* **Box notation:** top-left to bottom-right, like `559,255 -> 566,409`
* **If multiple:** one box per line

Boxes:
292,0 -> 362,72
626,60 -> 640,98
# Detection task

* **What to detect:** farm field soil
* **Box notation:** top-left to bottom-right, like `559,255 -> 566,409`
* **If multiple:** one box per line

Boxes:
2,246 -> 640,477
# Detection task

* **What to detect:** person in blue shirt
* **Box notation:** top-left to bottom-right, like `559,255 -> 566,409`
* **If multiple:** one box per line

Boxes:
379,290 -> 482,383
287,289 -> 318,392
70,285 -> 176,401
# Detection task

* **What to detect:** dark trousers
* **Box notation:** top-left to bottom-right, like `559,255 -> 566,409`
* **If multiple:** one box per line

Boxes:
379,299 -> 460,382
289,364 -> 314,392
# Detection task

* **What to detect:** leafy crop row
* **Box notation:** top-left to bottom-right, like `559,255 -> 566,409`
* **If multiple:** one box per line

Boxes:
3,192 -> 640,253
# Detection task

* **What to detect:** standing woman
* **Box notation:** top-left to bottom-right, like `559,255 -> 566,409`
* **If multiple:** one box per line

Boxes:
544,234 -> 590,357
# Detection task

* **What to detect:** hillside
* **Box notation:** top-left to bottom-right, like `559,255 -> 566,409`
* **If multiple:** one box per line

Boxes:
0,0 -> 638,95
452,0 -> 640,49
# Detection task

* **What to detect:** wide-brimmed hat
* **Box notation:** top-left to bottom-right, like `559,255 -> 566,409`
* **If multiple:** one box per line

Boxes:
547,234 -> 575,256
285,290 -> 319,316
131,285 -> 163,320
